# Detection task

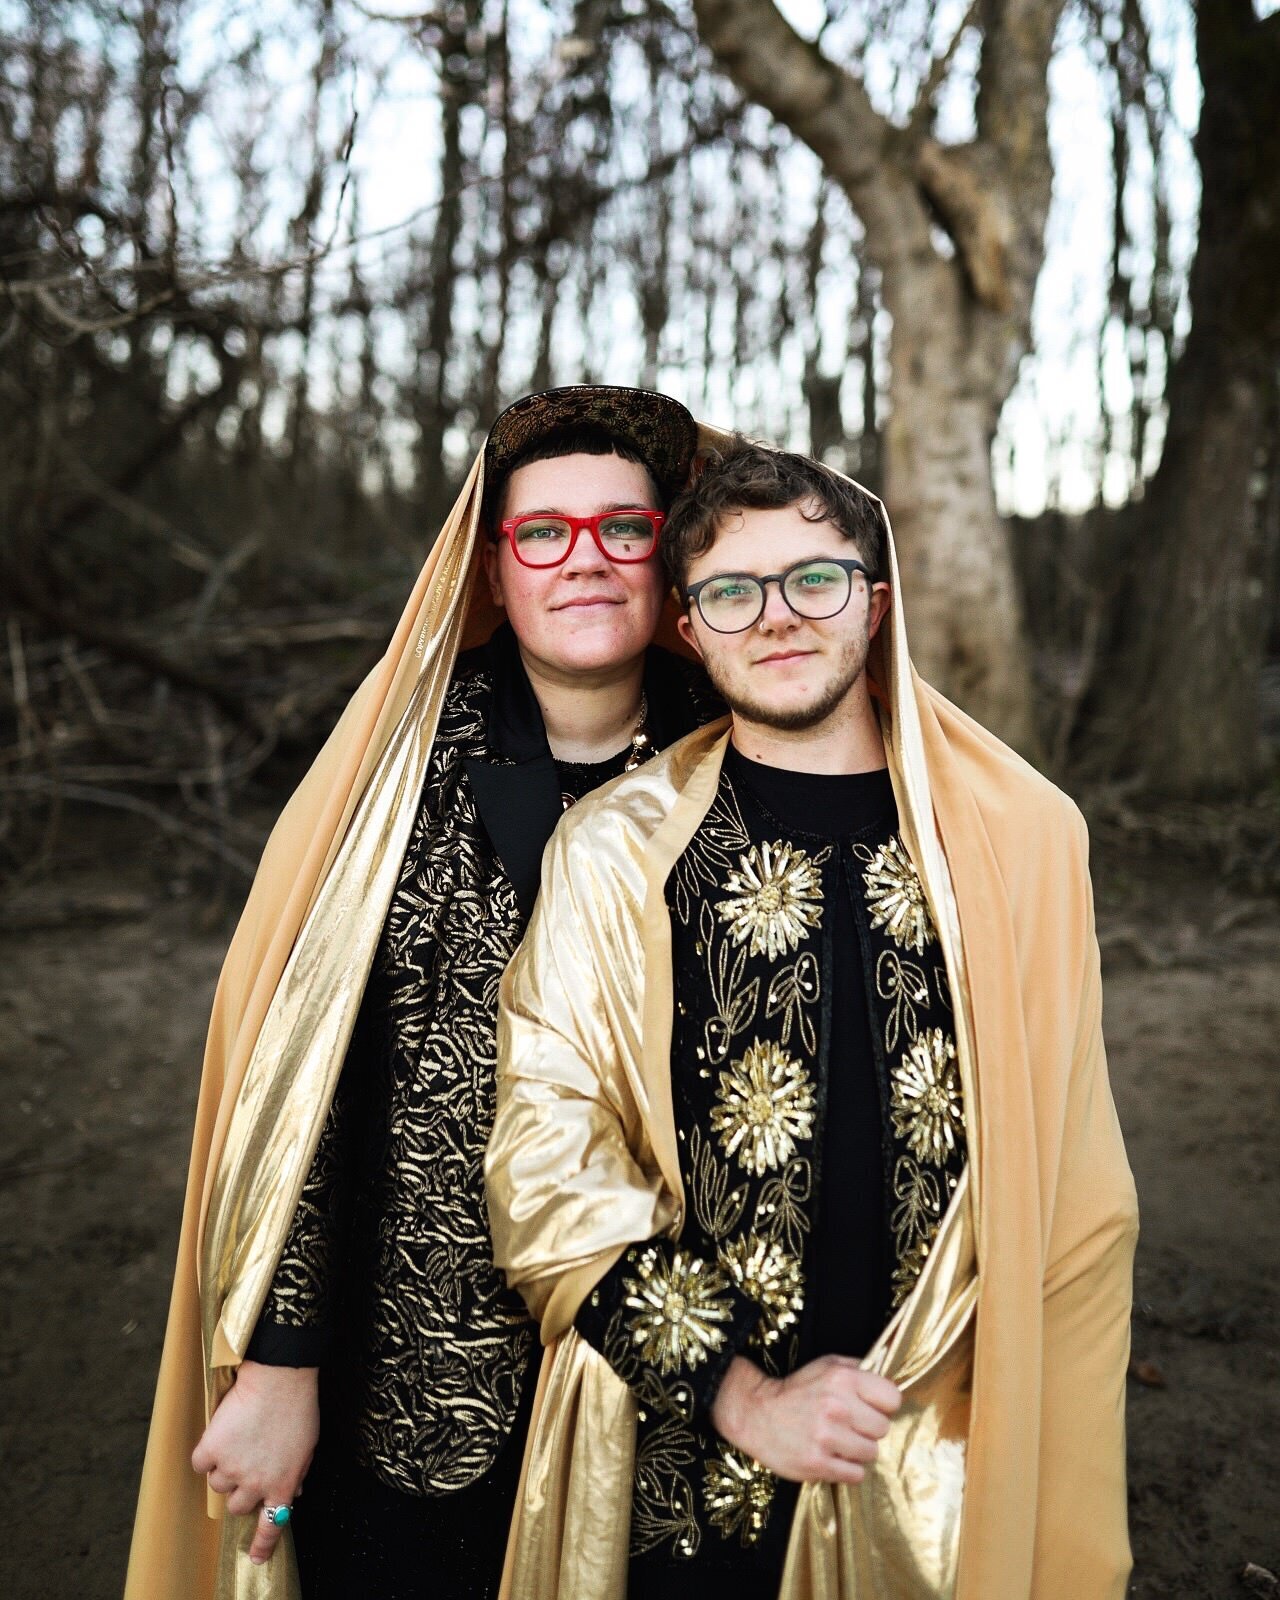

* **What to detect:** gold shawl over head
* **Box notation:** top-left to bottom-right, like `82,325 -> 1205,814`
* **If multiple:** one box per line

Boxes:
485,453 -> 1138,1599
127,422 -> 1137,1600
126,401 -> 704,1600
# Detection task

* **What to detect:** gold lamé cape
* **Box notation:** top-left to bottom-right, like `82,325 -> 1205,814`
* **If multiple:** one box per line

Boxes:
125,419 -> 1137,1600
485,490 -> 1138,1598
125,433 -> 693,1600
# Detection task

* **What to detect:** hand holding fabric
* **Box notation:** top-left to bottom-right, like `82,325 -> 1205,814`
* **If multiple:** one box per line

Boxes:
711,1353 -> 901,1483
190,1359 -> 319,1564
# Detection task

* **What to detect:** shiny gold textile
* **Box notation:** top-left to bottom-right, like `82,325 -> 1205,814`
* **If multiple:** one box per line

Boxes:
486,470 -> 1138,1597
126,450 -> 504,1600
126,415 -> 700,1600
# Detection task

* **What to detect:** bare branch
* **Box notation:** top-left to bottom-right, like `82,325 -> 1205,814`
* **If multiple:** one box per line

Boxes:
690,0 -> 921,268
915,139 -> 1011,310
907,0 -> 980,138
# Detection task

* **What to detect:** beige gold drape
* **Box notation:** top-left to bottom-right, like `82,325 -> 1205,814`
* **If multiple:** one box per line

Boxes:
126,426 -> 1137,1600
486,474 -> 1137,1599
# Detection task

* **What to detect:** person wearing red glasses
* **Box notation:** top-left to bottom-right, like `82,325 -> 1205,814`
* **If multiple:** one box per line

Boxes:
156,387 -> 720,1600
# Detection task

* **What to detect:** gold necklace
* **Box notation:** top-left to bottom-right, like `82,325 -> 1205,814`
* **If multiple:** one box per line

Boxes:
561,693 -> 651,811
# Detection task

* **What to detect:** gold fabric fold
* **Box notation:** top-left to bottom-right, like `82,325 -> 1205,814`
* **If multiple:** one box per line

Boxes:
127,418 -> 1137,1600
128,454 -> 494,1600
488,453 -> 1137,1599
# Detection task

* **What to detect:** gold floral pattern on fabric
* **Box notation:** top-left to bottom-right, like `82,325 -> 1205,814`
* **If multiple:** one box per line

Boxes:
716,840 -> 824,960
711,1040 -> 816,1176
863,833 -> 935,954
718,1233 -> 804,1347
699,900 -> 761,1069
688,1124 -> 749,1243
703,1445 -> 777,1545
753,1157 -> 813,1261
622,1245 -> 735,1374
670,782 -> 753,926
615,789 -> 967,1566
891,1026 -> 963,1166
263,666 -> 539,1496
890,1228 -> 933,1307
764,951 -> 820,1055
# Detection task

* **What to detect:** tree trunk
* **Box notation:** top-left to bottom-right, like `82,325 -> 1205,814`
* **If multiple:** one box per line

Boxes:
1080,0 -> 1280,795
690,0 -> 1056,755
882,254 -> 1038,749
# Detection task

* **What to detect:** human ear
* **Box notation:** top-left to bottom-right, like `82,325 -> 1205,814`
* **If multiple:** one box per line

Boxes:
867,583 -> 892,640
676,611 -> 705,660
483,539 -> 506,609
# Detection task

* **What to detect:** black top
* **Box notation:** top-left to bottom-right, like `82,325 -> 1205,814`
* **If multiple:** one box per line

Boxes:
723,745 -> 898,1360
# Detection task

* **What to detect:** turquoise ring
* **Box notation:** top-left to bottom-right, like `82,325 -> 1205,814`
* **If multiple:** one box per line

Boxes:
263,1505 -> 292,1527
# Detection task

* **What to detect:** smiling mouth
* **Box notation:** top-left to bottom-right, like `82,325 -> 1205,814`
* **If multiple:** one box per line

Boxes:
555,596 -> 623,610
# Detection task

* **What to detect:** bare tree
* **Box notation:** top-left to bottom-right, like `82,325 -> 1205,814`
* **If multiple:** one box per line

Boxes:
1080,0 -> 1280,796
687,0 -> 1065,751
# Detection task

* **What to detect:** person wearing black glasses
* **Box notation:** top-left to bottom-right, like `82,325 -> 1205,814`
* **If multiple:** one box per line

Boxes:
173,388 -> 721,1600
487,438 -> 1137,1600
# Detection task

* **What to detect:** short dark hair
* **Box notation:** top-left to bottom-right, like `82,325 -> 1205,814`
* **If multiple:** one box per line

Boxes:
483,424 -> 663,534
662,438 -> 886,591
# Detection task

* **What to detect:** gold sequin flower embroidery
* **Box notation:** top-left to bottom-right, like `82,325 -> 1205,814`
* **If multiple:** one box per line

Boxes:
622,1247 -> 734,1374
711,1041 -> 816,1176
891,1027 -> 962,1166
863,835 -> 934,954
718,1233 -> 804,1346
704,1445 -> 776,1545
716,841 -> 823,961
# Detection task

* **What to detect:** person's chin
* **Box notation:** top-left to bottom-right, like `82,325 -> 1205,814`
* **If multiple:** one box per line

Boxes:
727,677 -> 844,731
543,615 -> 647,671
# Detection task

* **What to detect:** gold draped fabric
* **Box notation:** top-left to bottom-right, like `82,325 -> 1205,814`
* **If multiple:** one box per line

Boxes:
125,419 -> 1137,1600
125,420 -> 699,1600
486,481 -> 1138,1598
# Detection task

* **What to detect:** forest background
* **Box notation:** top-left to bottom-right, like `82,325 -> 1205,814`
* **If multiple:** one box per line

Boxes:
0,0 -> 1277,1596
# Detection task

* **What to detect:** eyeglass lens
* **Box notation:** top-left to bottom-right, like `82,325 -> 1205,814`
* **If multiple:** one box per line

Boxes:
697,559 -> 853,631
513,513 -> 657,565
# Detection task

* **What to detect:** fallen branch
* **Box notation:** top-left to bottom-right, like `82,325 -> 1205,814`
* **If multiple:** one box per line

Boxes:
0,776 -> 257,876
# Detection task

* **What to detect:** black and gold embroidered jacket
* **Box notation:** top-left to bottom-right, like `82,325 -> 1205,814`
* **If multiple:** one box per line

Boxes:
247,624 -> 720,1499
575,757 -> 968,1568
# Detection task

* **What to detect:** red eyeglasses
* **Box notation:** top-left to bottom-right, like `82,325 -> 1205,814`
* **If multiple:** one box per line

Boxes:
498,509 -> 664,568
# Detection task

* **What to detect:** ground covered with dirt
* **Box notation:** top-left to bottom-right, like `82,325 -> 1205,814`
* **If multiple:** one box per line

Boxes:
0,807 -> 1276,1599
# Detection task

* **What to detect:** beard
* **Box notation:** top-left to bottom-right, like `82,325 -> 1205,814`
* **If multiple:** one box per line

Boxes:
700,624 -> 872,733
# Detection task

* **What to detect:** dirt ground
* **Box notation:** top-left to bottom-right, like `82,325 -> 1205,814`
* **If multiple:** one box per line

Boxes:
0,807 -> 1276,1600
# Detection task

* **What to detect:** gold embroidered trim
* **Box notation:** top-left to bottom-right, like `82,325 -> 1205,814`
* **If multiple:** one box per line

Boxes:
703,1445 -> 777,1546
622,1246 -> 735,1374
891,1026 -> 963,1167
863,834 -> 936,954
718,1232 -> 804,1347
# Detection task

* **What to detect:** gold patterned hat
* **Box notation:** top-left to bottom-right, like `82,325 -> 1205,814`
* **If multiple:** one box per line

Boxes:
485,384 -> 698,500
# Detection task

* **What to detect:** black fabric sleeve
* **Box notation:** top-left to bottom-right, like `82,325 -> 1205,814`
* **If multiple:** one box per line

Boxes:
244,1055 -> 361,1368
574,1237 -> 761,1434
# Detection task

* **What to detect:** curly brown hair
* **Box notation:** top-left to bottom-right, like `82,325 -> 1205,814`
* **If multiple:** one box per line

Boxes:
662,438 -> 886,591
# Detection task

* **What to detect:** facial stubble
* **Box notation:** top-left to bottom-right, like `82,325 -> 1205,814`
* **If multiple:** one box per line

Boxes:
699,619 -> 873,733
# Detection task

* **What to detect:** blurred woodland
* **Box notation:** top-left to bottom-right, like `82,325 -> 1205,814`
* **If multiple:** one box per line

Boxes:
2,0 -> 1279,890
